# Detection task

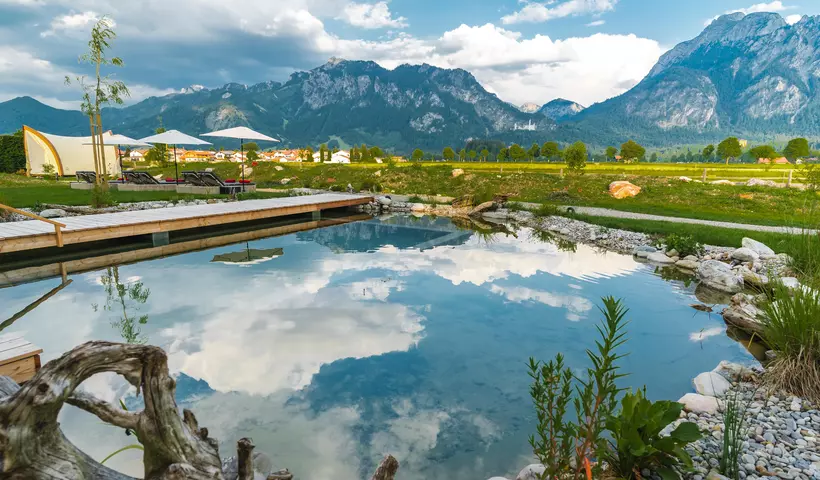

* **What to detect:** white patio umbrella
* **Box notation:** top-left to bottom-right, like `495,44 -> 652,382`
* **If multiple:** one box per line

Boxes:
139,130 -> 212,184
84,134 -> 150,177
201,127 -> 279,191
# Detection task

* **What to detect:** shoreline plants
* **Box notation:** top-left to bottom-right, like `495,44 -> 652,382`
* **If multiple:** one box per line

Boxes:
528,297 -> 701,480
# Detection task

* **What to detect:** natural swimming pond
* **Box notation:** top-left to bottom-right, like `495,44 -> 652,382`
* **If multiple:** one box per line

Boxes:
0,216 -> 756,479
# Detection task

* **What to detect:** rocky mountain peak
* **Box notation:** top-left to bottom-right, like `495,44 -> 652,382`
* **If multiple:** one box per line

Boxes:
519,103 -> 541,113
538,98 -> 585,121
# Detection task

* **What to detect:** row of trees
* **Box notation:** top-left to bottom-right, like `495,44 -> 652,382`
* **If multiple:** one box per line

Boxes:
0,130 -> 25,173
428,139 -> 646,164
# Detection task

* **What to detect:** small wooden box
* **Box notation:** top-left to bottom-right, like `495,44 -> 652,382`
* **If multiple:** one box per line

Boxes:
0,335 -> 42,384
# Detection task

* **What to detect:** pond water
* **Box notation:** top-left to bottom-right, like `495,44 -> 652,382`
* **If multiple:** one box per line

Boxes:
0,216 -> 755,479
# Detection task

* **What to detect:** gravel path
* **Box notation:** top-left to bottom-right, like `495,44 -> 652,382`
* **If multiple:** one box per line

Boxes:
559,206 -> 817,235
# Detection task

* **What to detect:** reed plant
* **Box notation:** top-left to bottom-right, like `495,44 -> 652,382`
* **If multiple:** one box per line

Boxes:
720,387 -> 750,480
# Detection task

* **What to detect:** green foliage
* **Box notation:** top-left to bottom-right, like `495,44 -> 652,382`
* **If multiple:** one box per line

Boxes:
620,140 -> 645,163
443,146 -> 455,161
605,146 -> 618,160
782,225 -> 820,288
529,297 -> 629,480
480,148 -> 489,161
244,142 -> 259,152
247,150 -> 259,162
96,266 -> 150,344
145,125 -> 168,166
497,148 -> 507,162
702,144 -> 715,159
783,138 -> 810,160
802,165 -> 820,191
661,233 -> 704,257
468,149 -> 477,161
411,148 -> 424,162
649,152 -> 658,163
543,141 -> 561,160
749,144 -> 778,160
717,137 -> 742,164
720,389 -> 750,480
564,141 -> 587,174
0,131 -> 25,174
604,388 -> 701,480
42,163 -> 56,180
528,143 -> 541,161
760,282 -> 820,402
509,144 -> 527,162
458,148 -> 467,161
90,183 -> 114,208
369,146 -> 384,158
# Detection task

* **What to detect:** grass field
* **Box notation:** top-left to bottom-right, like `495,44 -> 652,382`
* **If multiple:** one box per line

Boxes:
3,161 -> 819,228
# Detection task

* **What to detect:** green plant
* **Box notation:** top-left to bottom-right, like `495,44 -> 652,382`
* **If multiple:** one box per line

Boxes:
661,233 -> 704,257
604,388 -> 701,480
42,163 -> 56,180
720,388 -> 750,480
528,297 -> 629,480
90,183 -> 114,208
759,282 -> 820,402
533,203 -> 560,217
101,399 -> 144,464
801,165 -> 820,191
507,201 -> 527,212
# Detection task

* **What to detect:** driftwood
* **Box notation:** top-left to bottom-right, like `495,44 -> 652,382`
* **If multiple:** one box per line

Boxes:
0,341 -> 399,479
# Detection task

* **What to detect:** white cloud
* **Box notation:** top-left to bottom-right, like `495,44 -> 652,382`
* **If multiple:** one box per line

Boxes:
705,1 -> 796,25
41,11 -> 109,37
339,1 -> 408,29
502,0 -> 617,25
586,20 -> 605,26
784,14 -> 802,24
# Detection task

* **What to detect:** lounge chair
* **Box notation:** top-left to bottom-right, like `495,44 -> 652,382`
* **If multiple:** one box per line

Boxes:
76,171 -> 97,183
197,171 -> 253,194
124,171 -> 161,185
181,171 -> 208,186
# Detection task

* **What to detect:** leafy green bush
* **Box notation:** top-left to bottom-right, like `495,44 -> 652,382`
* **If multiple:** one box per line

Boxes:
408,195 -> 424,203
528,297 -> 628,480
760,282 -> 820,402
533,203 -> 559,217
661,233 -> 704,257
90,184 -> 114,208
604,388 -> 701,480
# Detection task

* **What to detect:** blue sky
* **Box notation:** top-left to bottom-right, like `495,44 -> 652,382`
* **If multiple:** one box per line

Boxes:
0,0 -> 817,110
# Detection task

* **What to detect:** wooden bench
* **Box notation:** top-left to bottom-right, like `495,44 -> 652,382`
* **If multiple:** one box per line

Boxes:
0,335 -> 42,384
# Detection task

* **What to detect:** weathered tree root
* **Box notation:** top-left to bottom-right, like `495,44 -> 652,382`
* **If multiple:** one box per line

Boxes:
0,341 -> 400,479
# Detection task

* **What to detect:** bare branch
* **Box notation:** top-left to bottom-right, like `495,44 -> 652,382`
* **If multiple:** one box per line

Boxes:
66,391 -> 139,431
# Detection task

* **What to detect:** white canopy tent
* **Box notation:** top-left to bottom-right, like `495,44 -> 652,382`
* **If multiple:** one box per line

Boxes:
83,134 -> 150,176
201,127 -> 279,190
23,126 -> 119,177
139,130 -> 211,183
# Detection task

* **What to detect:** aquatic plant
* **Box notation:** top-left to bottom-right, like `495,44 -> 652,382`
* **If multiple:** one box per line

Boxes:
720,387 -> 751,480
760,282 -> 820,402
528,297 -> 629,480
658,233 -> 704,257
603,388 -> 701,480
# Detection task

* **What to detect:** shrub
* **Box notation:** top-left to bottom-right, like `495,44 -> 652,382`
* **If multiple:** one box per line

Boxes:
359,180 -> 383,192
506,202 -> 527,212
760,282 -> 820,402
533,203 -> 559,217
408,195 -> 424,203
782,228 -> 820,288
528,297 -> 628,480
90,184 -> 114,208
604,388 -> 701,480
661,233 -> 704,257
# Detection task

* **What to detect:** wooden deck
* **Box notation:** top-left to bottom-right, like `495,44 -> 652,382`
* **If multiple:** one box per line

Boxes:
0,335 -> 42,384
0,193 -> 371,254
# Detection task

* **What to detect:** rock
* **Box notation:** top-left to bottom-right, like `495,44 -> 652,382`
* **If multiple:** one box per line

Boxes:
559,228 -> 571,235
647,251 -> 676,264
274,166 -> 284,171
411,203 -> 426,212
732,248 -> 760,263
39,208 -> 66,218
516,464 -> 546,480
679,176 -> 693,182
667,249 -> 680,258
469,201 -> 497,216
712,180 -> 735,186
694,371 -> 732,397
684,255 -> 699,261
742,238 -> 775,257
452,168 -> 465,178
746,178 -> 777,188
374,170 -> 382,177
609,181 -> 641,199
713,361 -> 756,381
698,260 -> 744,293
280,178 -> 291,185
376,196 -> 392,206
780,277 -> 801,290
633,245 -> 657,254
679,393 -> 720,414
738,266 -> 769,288
677,259 -> 700,270
722,293 -> 765,334
707,470 -> 731,480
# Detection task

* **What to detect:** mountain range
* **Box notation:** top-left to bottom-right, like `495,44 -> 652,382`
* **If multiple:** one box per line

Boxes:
1,12 -> 818,151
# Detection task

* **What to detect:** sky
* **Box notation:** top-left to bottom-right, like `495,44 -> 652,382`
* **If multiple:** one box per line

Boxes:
0,0 -> 818,111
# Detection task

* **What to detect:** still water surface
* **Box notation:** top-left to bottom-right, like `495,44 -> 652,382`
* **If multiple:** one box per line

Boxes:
0,216 -> 753,479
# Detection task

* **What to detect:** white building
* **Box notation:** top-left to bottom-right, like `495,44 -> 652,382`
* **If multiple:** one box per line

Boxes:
313,150 -> 351,164
129,150 -> 144,160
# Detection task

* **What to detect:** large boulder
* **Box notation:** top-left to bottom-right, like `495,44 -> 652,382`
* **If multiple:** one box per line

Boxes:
711,180 -> 735,186
452,168 -> 465,178
376,196 -> 392,206
646,251 -> 676,264
693,371 -> 732,397
713,361 -> 756,382
697,260 -> 744,293
676,259 -> 700,270
722,293 -> 765,334
678,393 -> 720,414
39,208 -> 66,218
746,178 -> 777,187
741,238 -> 775,257
516,464 -> 546,480
609,181 -> 641,199
731,247 -> 759,263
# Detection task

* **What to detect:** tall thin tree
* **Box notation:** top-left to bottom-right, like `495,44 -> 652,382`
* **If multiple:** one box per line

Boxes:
66,16 -> 129,187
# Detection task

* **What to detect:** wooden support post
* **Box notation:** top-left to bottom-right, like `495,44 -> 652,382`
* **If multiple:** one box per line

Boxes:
787,169 -> 793,187
702,168 -> 707,182
54,225 -> 63,247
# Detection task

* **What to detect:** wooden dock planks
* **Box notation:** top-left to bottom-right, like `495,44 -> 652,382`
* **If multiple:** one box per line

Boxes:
0,193 -> 372,253
0,334 -> 42,384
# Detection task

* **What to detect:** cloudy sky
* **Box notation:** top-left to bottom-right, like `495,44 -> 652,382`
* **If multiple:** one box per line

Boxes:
0,0 -> 817,110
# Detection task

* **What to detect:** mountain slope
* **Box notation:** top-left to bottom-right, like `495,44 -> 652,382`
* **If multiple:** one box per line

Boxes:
571,12 -> 820,143
538,99 -> 585,121
0,97 -> 87,136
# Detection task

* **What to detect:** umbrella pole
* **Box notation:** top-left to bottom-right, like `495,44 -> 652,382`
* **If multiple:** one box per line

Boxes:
240,138 -> 245,193
174,145 -> 179,184
118,144 -> 123,179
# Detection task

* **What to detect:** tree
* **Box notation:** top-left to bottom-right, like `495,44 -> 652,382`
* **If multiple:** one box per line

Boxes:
528,143 -> 541,162
350,146 -> 360,162
564,141 -> 587,174
509,144 -> 527,162
247,150 -> 259,162
360,143 -> 371,162
480,148 -> 489,162
468,149 -> 477,162
702,144 -> 715,160
542,141 -> 560,161
749,144 -> 778,161
497,148 -> 507,162
0,130 -> 25,173
650,152 -> 658,163
783,137 -> 810,160
369,146 -> 384,159
458,148 -> 467,161
244,142 -> 259,152
144,123 -> 168,166
319,143 -> 328,162
65,16 -> 129,187
411,149 -> 424,162
303,146 -> 314,162
620,140 -> 645,163
717,137 -> 742,165
443,146 -> 455,161
605,146 -> 617,161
